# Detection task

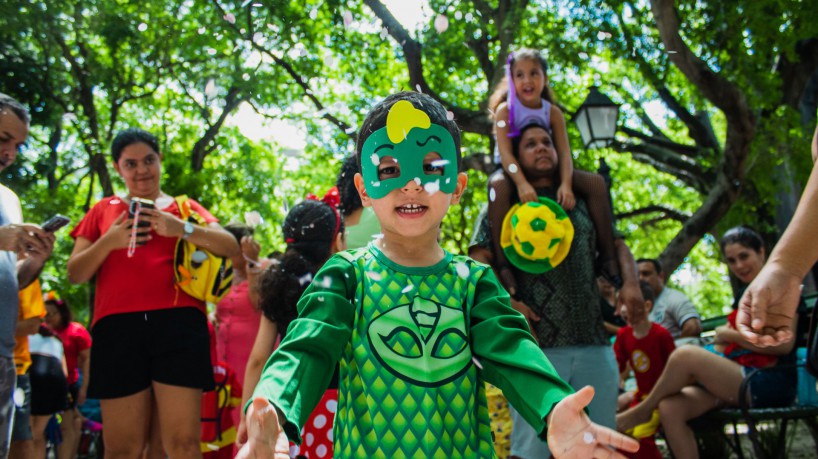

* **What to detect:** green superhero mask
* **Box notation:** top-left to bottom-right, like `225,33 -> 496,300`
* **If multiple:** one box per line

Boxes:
367,296 -> 471,387
360,100 -> 459,199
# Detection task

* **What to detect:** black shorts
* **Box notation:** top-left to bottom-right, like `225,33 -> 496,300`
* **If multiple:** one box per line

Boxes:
88,307 -> 214,399
29,354 -> 68,415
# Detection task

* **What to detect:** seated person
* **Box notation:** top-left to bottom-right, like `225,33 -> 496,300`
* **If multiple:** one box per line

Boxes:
618,226 -> 798,459
614,281 -> 675,459
637,258 -> 702,343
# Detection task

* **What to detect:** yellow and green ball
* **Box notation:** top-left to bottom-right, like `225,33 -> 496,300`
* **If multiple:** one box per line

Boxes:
500,197 -> 574,274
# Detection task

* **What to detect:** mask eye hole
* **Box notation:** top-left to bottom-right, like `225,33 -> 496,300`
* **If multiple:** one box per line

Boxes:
377,156 -> 400,180
423,152 -> 446,176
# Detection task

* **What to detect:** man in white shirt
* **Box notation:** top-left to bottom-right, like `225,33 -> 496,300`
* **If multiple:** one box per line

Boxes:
0,93 -> 54,459
637,258 -> 702,341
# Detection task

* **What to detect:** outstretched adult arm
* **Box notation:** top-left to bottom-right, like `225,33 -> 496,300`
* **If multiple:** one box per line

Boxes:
738,142 -> 818,345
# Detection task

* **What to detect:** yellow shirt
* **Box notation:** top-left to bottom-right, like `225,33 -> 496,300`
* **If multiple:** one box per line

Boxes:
13,279 -> 45,375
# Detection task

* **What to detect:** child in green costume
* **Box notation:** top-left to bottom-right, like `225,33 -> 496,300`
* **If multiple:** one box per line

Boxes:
238,92 -> 639,459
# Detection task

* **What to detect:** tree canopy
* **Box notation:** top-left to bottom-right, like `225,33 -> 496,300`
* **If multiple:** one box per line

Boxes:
2,0 -> 816,321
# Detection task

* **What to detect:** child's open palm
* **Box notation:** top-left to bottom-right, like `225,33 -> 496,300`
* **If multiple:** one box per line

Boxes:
236,398 -> 291,459
547,386 -> 639,458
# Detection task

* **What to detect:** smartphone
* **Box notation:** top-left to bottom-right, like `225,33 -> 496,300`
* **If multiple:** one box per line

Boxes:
128,198 -> 154,229
41,214 -> 71,233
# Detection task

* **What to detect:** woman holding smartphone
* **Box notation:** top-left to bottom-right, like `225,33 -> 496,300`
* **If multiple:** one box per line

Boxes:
67,128 -> 239,459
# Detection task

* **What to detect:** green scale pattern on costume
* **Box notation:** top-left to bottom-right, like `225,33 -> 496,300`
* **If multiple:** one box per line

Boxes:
333,249 -> 496,458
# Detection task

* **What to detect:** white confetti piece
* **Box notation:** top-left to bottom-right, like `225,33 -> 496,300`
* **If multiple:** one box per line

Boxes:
244,211 -> 262,227
424,180 -> 440,194
224,13 -> 236,24
583,431 -> 595,444
434,14 -> 448,33
456,263 -> 469,278
366,271 -> 382,281
14,388 -> 24,407
471,356 -> 483,369
298,273 -> 313,286
489,187 -> 496,202
137,23 -> 148,32
205,79 -> 218,98
496,120 -> 506,128
401,284 -> 413,293
446,111 -> 455,121
343,10 -> 353,27
370,153 -> 379,166
508,164 -> 518,174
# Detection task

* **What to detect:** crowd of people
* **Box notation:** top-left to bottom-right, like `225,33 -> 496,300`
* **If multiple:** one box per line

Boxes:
1,44 -> 817,459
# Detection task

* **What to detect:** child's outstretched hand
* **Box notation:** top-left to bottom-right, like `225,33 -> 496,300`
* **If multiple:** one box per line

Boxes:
235,398 -> 290,459
516,181 -> 538,204
557,183 -> 576,210
547,386 -> 639,459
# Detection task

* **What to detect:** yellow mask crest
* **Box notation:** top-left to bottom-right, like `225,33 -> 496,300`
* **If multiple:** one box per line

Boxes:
386,100 -> 431,144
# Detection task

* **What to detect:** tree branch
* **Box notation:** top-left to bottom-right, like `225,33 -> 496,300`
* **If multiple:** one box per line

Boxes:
613,140 -> 710,192
648,0 -> 754,130
615,4 -> 719,152
619,126 -> 701,158
191,86 -> 245,171
610,82 -> 670,140
211,0 -> 358,142
363,0 -> 492,134
616,204 -> 690,222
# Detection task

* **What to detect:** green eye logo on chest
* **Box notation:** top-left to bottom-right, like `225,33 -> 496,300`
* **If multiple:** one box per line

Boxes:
367,296 -> 472,386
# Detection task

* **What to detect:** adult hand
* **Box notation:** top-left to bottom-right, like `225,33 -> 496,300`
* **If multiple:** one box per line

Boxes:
736,263 -> 801,346
617,280 -> 645,323
557,183 -> 576,211
548,386 -> 639,459
0,223 -> 50,254
141,208 -> 185,238
511,298 -> 541,342
99,211 -> 142,250
235,398 -> 290,459
241,235 -> 261,264
516,181 -> 538,204
23,226 -> 55,264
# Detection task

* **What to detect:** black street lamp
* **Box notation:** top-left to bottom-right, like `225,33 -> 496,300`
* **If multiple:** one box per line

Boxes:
573,86 -> 620,149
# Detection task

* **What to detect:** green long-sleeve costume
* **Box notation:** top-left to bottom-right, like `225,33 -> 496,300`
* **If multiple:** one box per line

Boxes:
253,244 -> 574,458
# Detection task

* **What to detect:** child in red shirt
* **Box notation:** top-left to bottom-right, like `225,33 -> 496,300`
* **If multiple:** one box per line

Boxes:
614,281 -> 676,459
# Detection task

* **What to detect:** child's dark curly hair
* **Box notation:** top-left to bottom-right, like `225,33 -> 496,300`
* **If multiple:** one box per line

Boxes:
257,199 -> 344,337
336,154 -> 362,218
